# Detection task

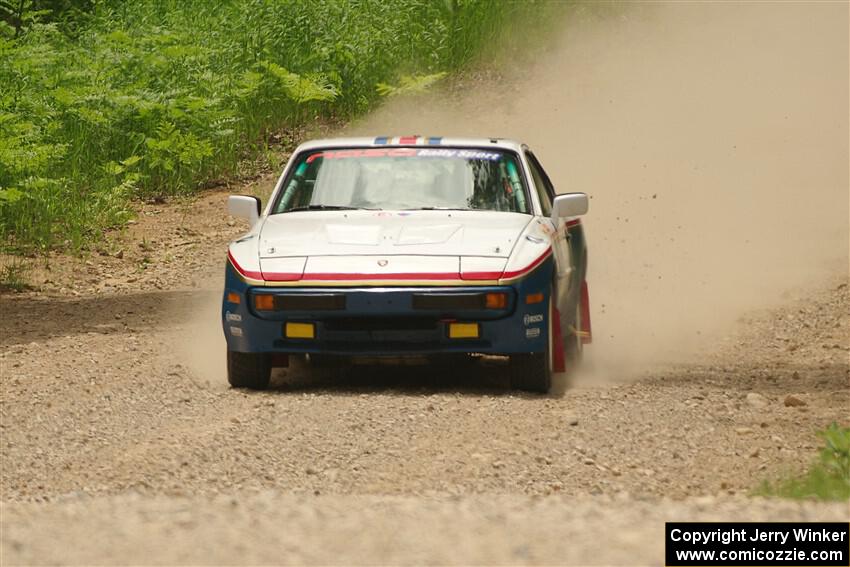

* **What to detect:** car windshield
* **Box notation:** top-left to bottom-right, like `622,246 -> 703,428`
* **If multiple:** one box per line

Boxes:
271,147 -> 530,214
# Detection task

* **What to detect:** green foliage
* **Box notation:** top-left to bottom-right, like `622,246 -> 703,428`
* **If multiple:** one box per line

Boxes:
756,423 -> 850,501
0,0 -> 567,253
376,72 -> 448,97
1,0 -> 95,38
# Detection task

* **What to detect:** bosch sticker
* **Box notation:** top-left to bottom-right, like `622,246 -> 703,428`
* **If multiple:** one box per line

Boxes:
524,314 -> 544,325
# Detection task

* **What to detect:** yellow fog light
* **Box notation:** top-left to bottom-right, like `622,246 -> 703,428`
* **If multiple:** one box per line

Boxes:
448,322 -> 480,339
285,322 -> 315,339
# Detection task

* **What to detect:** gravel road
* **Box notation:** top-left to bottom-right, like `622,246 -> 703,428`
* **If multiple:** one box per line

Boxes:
1,194 -> 847,563
2,2 -> 848,565
4,494 -> 848,565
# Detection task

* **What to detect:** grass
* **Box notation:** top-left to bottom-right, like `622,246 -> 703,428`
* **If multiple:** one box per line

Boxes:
0,256 -> 34,292
756,423 -> 850,501
0,0 -> 570,258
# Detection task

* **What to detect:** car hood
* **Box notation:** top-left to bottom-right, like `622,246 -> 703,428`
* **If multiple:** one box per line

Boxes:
258,210 -> 530,259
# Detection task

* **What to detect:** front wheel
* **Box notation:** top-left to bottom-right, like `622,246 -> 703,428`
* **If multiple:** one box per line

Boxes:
509,295 -> 554,393
227,351 -> 271,390
565,293 -> 584,369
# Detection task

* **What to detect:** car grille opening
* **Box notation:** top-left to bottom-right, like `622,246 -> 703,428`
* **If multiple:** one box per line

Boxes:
411,293 -> 486,311
323,317 -> 438,332
254,293 -> 346,311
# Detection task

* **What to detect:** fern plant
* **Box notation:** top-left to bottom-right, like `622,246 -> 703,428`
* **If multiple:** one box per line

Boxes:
0,0 -> 569,254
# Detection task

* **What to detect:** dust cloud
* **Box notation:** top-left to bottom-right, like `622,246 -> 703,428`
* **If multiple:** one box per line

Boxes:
347,2 -> 849,376
181,291 -> 229,387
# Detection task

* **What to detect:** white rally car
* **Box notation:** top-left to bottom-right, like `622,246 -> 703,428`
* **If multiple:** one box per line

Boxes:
223,136 -> 591,393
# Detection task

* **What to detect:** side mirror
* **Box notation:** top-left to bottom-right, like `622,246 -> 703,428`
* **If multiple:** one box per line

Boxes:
228,195 -> 261,226
551,192 -> 588,220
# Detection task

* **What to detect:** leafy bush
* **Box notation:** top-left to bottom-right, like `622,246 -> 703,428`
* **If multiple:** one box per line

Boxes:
757,423 -> 850,501
0,0 -> 566,253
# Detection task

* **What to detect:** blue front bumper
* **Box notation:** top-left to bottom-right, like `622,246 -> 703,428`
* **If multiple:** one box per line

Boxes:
221,260 -> 553,357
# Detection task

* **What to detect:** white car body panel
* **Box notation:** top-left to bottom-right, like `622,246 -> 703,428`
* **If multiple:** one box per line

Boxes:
259,256 -> 307,281
460,256 -> 507,278
227,235 -> 264,284
258,210 -> 529,259
305,255 -> 459,277
501,219 -> 560,281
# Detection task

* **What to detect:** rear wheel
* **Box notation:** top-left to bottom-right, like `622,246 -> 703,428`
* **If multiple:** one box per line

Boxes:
227,351 -> 271,390
509,295 -> 553,394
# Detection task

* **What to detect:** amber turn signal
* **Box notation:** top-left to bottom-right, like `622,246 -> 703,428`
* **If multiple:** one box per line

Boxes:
525,292 -> 544,305
254,294 -> 275,310
485,292 -> 508,309
226,291 -> 241,305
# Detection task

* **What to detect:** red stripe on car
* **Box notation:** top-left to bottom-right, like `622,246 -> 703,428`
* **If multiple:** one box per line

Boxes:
303,271 -> 460,281
234,248 -> 551,283
228,250 -> 263,280
500,248 -> 552,279
460,271 -> 503,281
263,272 -> 302,281
462,248 -> 553,281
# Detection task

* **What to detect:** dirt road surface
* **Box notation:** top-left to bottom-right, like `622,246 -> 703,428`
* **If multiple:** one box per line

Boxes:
1,3 -> 848,565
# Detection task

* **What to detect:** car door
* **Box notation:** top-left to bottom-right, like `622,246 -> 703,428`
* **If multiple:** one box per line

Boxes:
525,151 -> 571,285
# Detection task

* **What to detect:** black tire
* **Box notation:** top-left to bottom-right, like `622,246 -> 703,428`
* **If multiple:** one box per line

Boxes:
227,350 -> 271,390
509,352 -> 551,393
565,292 -> 584,368
509,295 -> 553,393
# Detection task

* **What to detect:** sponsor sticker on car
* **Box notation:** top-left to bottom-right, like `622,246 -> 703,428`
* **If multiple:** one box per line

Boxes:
524,314 -> 544,326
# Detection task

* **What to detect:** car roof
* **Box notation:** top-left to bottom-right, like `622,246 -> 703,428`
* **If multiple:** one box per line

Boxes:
294,136 -> 526,153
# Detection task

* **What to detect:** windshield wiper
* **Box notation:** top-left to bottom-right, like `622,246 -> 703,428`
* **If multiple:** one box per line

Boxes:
405,206 -> 474,211
285,205 -> 372,212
